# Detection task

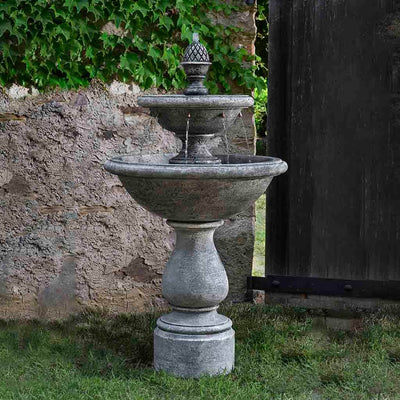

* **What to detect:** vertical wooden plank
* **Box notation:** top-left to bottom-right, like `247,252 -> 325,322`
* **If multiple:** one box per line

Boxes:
267,0 -> 400,281
266,0 -> 292,275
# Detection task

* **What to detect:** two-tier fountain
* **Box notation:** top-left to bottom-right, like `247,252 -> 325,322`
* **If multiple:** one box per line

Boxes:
105,35 -> 287,378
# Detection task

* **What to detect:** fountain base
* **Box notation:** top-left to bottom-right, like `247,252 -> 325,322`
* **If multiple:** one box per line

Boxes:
153,220 -> 234,377
154,308 -> 234,377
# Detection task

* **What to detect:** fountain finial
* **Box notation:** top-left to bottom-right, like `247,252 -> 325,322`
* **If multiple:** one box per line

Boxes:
181,33 -> 211,95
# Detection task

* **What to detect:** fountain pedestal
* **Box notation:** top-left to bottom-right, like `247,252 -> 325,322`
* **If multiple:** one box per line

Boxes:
154,220 -> 234,377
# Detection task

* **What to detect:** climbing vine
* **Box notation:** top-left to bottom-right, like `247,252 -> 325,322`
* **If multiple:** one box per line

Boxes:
0,0 -> 266,94
254,0 -> 268,137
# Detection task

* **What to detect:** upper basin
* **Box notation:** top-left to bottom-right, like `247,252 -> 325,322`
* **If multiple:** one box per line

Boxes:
138,95 -> 254,136
104,153 -> 288,222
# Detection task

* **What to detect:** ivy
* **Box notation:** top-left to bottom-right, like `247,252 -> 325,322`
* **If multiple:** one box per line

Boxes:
0,0 -> 266,94
254,0 -> 269,137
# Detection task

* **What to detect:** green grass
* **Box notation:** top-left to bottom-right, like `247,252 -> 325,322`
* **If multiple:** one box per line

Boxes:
253,194 -> 266,277
2,305 -> 400,399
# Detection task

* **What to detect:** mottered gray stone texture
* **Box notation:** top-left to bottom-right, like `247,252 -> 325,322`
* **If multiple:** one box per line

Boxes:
0,80 -> 256,318
0,82 -> 179,318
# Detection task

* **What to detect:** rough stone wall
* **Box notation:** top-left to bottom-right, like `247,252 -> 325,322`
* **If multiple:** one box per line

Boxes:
0,82 -> 180,318
0,3 -> 257,318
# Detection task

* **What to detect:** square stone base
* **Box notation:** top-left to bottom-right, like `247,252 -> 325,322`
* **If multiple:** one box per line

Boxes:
154,327 -> 235,378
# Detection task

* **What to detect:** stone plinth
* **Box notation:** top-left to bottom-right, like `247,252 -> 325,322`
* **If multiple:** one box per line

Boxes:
154,221 -> 234,377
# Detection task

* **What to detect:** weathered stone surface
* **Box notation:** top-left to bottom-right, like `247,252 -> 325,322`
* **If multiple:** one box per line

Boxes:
152,221 -> 235,377
7,84 -> 31,100
108,55 -> 286,376
154,326 -> 235,378
209,1 -> 256,56
0,82 -> 179,319
105,153 -> 285,222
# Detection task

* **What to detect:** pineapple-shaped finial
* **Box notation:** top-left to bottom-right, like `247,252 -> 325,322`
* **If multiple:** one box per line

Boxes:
181,33 -> 211,95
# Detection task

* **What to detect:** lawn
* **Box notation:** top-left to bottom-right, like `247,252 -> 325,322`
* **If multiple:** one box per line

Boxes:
1,304 -> 400,399
253,194 -> 266,277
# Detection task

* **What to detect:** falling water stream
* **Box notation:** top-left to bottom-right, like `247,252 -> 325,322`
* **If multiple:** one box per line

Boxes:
175,111 -> 252,165
185,113 -> 191,161
221,112 -> 254,164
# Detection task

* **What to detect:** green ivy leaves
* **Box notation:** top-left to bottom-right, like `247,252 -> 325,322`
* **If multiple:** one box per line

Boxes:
0,0 -> 266,94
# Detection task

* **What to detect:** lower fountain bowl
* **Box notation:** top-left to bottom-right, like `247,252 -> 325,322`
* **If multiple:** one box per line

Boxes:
104,153 -> 288,222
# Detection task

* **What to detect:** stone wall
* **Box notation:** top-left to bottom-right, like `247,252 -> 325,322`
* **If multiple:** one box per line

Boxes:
1,82 -> 178,318
0,3 -> 257,319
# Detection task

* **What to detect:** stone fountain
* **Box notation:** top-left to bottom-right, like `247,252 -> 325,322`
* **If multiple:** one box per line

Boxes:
104,34 -> 287,378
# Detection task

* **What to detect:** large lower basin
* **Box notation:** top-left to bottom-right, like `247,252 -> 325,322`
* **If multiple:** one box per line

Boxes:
105,154 -> 288,222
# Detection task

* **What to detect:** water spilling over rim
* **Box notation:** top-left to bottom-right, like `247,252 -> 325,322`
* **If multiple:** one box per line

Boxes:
104,153 -> 288,179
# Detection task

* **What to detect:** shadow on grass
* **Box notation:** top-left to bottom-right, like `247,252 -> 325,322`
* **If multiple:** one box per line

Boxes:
65,309 -> 159,367
0,309 -> 162,379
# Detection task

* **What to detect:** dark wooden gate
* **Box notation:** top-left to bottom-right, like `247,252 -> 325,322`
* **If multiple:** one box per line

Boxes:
254,0 -> 400,300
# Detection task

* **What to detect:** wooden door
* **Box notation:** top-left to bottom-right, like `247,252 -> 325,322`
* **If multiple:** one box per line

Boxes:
266,0 -> 400,283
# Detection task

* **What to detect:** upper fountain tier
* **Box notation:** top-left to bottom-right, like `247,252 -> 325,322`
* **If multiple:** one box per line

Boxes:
137,34 -> 254,164
105,34 -> 288,223
138,95 -> 253,135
